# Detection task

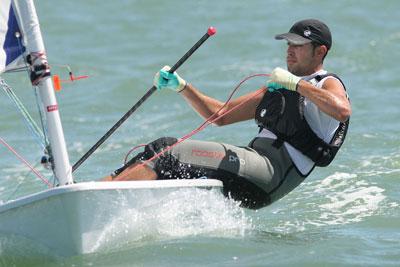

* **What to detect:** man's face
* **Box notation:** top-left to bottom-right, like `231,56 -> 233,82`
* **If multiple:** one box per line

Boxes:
286,42 -> 318,76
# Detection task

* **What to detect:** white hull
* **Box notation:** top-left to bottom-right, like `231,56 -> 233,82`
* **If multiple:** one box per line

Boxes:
0,179 -> 223,257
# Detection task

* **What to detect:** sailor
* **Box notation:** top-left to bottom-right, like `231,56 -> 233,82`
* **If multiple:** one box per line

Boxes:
105,19 -> 351,209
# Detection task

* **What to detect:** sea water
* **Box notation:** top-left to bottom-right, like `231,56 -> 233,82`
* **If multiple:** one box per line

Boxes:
0,0 -> 399,266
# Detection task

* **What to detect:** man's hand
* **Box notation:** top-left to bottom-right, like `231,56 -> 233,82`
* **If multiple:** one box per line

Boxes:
153,65 -> 187,92
268,67 -> 301,91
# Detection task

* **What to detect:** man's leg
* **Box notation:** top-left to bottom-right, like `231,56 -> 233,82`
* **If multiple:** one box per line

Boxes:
102,163 -> 157,181
112,162 -> 157,181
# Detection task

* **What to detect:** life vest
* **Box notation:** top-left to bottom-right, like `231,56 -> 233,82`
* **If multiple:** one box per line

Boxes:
255,74 -> 349,167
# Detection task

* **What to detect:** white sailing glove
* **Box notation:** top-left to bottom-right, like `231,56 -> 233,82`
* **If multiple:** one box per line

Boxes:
268,67 -> 301,91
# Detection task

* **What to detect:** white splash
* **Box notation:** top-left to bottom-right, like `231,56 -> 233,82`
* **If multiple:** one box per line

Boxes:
87,188 -> 252,253
270,172 -> 396,233
316,172 -> 386,225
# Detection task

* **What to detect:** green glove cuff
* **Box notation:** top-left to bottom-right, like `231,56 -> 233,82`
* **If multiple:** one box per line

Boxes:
267,82 -> 284,92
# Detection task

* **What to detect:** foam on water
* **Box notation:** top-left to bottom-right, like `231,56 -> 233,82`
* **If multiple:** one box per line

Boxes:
316,173 -> 387,224
357,152 -> 400,178
267,172 -> 397,233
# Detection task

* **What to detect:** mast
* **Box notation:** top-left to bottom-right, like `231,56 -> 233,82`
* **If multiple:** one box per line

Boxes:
12,0 -> 73,185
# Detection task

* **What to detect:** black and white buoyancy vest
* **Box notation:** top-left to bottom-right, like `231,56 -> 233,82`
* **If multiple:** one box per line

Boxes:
255,73 -> 349,167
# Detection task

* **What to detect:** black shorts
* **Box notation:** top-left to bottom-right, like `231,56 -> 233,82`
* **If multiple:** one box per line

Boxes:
115,137 -> 306,209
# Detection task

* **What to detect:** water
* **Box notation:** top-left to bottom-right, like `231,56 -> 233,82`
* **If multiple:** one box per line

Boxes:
1,0 -> 399,266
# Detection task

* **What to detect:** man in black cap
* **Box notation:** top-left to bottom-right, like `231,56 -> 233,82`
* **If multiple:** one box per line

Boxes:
106,19 -> 351,209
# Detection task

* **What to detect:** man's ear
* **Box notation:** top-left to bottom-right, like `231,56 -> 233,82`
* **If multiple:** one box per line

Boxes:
317,45 -> 328,59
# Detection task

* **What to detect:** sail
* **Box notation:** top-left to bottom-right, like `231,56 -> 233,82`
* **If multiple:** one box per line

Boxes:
0,0 -> 26,73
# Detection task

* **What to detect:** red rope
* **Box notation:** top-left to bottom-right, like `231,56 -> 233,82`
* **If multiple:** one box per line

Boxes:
0,136 -> 52,187
126,73 -> 269,172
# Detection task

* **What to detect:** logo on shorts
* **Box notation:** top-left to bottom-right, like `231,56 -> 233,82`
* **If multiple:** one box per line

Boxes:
260,109 -> 266,117
192,149 -> 225,159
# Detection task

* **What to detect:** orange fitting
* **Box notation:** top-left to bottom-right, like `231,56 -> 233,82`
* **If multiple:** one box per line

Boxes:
52,74 -> 62,91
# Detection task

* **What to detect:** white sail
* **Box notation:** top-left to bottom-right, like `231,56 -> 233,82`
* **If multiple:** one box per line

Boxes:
0,0 -> 26,73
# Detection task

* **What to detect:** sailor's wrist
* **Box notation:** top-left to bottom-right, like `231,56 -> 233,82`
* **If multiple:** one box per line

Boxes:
178,81 -> 189,93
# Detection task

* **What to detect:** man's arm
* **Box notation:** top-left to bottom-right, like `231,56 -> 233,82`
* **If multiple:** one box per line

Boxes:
297,78 -> 351,122
180,83 -> 266,126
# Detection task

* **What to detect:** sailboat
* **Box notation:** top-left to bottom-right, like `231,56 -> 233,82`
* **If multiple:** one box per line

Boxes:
0,0 -> 222,257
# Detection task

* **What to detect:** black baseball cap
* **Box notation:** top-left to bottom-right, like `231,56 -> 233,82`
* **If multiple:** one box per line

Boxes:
275,19 -> 332,50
